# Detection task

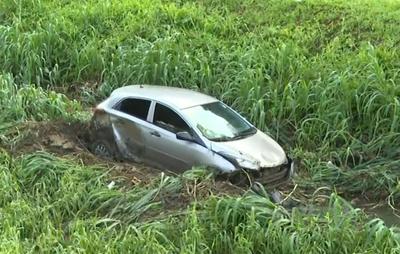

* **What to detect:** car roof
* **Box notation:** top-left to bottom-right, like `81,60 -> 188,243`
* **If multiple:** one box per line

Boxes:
110,85 -> 219,109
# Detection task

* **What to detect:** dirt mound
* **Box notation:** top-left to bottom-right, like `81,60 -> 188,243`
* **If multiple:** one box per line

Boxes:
4,120 -> 88,154
3,121 -> 161,185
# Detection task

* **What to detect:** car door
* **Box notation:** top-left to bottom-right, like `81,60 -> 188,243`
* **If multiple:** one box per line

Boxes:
109,97 -> 152,162
144,102 -> 210,171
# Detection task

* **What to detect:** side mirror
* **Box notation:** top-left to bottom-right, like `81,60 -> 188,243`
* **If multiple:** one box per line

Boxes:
176,131 -> 195,142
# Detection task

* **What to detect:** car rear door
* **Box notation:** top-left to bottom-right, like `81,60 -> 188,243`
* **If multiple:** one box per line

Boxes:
109,97 -> 153,162
144,102 -> 211,171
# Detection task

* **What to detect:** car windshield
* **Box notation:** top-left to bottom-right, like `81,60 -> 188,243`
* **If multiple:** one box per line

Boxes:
183,102 -> 256,142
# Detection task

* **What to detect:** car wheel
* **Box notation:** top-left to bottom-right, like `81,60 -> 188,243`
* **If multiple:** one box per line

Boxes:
89,127 -> 118,160
91,139 -> 114,159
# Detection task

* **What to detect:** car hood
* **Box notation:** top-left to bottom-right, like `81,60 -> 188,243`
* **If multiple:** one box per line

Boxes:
210,130 -> 287,169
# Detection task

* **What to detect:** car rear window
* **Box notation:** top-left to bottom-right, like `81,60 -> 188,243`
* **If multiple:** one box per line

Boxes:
115,98 -> 151,120
153,103 -> 190,133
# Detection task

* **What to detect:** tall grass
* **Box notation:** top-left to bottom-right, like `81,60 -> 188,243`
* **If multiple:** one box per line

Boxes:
0,150 -> 399,253
0,74 -> 84,122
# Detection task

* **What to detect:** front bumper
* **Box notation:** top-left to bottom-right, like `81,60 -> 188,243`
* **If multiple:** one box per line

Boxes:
228,158 -> 295,188
253,158 -> 295,188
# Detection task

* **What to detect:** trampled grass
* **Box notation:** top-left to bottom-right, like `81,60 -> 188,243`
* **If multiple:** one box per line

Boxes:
1,0 -> 400,252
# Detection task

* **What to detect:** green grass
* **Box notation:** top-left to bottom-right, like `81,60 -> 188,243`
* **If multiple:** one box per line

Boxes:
1,0 -> 400,252
0,74 -> 84,122
0,150 -> 399,253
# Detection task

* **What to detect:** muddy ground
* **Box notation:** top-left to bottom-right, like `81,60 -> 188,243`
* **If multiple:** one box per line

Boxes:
4,120 -> 159,185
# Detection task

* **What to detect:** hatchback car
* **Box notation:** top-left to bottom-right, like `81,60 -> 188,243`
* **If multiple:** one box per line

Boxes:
89,85 -> 294,187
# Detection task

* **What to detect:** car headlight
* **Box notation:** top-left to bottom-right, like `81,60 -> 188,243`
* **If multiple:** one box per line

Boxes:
236,157 -> 260,170
219,152 -> 260,171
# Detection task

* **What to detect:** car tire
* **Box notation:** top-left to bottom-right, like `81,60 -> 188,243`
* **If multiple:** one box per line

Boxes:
89,127 -> 118,160
91,139 -> 114,159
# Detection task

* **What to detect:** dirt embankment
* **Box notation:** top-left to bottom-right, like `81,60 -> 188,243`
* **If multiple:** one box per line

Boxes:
4,121 -> 161,183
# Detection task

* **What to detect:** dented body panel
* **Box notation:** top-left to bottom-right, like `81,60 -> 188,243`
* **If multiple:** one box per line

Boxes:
111,114 -> 146,161
210,130 -> 287,169
90,85 -> 294,186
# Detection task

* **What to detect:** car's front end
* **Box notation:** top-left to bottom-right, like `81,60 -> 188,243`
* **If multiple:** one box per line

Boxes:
210,130 -> 295,188
181,101 -> 295,188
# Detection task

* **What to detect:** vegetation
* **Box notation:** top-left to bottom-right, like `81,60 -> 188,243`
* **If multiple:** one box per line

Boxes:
0,0 -> 400,252
0,151 -> 399,253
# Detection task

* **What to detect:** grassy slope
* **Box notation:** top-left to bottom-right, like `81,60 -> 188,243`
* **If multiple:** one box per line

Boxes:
1,0 -> 400,252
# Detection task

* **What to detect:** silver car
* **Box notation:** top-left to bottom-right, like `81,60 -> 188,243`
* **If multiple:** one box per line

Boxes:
89,85 -> 294,187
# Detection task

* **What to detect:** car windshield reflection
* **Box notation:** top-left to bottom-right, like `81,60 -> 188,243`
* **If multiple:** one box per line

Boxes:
184,102 -> 256,142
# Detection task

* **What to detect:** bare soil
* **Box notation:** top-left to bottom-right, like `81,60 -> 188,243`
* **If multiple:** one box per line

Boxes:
4,120 -> 162,183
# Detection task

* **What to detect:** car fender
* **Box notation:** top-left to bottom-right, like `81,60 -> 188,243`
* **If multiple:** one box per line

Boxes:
210,142 -> 260,170
207,151 -> 239,174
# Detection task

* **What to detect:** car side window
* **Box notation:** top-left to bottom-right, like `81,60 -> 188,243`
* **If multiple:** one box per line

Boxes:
114,98 -> 151,120
153,103 -> 191,134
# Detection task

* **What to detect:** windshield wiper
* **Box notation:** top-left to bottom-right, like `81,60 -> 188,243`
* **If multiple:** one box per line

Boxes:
209,128 -> 256,142
231,127 -> 257,140
209,136 -> 233,142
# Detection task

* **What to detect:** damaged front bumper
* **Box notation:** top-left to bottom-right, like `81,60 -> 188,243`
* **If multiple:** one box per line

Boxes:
228,157 -> 295,188
252,158 -> 295,188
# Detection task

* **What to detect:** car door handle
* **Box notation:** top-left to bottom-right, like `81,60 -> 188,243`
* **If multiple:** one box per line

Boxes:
150,131 -> 160,137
